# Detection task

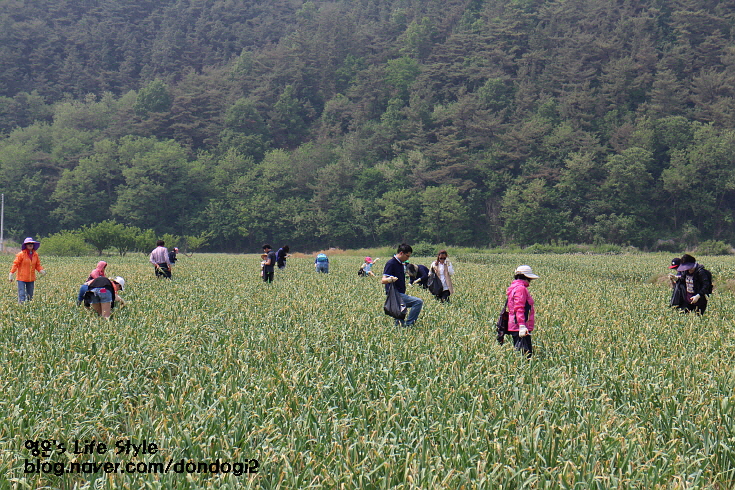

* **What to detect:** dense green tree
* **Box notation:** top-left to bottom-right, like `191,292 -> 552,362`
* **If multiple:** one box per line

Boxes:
500,179 -> 572,245
2,0 -> 735,248
419,186 -> 470,244
81,220 -> 125,255
50,139 -> 124,229
134,80 -> 172,116
662,125 -> 735,239
377,189 -> 422,244
110,137 -> 208,235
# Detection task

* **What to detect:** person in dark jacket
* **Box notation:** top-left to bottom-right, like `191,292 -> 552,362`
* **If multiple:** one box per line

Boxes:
672,254 -> 711,314
276,245 -> 290,269
262,244 -> 277,283
406,263 -> 429,288
381,244 -> 423,328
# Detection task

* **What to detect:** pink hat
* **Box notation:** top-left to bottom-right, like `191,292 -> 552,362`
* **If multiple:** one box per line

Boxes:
23,237 -> 40,250
364,257 -> 373,264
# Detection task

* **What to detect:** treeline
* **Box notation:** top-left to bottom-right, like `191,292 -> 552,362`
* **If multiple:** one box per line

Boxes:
1,0 -> 735,251
41,220 -> 211,257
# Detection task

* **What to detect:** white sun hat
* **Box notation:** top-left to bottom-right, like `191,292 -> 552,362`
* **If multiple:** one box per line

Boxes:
514,265 -> 539,279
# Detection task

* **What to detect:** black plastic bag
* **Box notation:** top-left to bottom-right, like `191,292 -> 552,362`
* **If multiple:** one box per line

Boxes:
427,272 -> 443,297
496,299 -> 509,345
670,280 -> 685,308
384,283 -> 407,320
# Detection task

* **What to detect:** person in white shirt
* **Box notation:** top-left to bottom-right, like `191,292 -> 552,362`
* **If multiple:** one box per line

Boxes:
149,240 -> 173,279
429,250 -> 455,302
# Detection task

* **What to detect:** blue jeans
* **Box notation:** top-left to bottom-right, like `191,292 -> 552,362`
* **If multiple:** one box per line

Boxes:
316,262 -> 329,273
87,287 -> 113,304
17,281 -> 34,303
396,293 -> 423,327
77,284 -> 89,305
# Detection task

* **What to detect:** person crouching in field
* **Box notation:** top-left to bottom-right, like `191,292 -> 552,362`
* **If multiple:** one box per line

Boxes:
9,237 -> 46,303
406,263 -> 429,288
671,254 -> 712,315
315,253 -> 329,273
77,261 -> 107,306
84,276 -> 125,319
506,265 -> 539,358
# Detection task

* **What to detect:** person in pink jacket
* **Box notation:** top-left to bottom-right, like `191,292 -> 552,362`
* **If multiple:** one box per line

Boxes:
506,265 -> 539,357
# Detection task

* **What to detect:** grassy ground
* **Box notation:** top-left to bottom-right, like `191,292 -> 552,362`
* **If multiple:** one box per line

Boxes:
1,253 -> 735,489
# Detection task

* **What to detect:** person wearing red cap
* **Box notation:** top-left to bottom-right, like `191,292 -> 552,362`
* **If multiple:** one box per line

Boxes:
9,237 -> 46,303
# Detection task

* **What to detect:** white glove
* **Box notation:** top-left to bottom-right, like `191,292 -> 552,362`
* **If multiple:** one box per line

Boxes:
8,273 -> 13,282
39,269 -> 46,276
519,325 -> 528,337
690,294 -> 700,304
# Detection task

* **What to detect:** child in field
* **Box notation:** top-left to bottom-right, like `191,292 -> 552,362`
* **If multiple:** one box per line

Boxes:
260,253 -> 268,278
358,257 -> 378,277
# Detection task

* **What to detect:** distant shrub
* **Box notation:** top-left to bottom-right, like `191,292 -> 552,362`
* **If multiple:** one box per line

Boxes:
42,231 -> 94,256
409,241 -> 444,257
696,240 -> 732,256
523,243 -> 623,254
651,239 -> 679,253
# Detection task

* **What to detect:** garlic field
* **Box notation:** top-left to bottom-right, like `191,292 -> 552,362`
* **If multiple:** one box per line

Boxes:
2,253 -> 735,489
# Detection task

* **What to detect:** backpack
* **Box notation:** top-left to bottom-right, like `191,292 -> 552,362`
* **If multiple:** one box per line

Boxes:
698,266 -> 713,295
357,267 -> 366,277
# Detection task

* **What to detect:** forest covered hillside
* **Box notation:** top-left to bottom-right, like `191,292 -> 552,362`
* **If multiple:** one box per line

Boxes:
1,0 -> 734,250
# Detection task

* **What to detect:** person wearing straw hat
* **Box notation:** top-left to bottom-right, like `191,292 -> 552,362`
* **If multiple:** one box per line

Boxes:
9,237 -> 46,303
506,265 -> 539,357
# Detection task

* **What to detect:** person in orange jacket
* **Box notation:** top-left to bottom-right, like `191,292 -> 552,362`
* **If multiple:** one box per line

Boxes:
9,237 -> 46,303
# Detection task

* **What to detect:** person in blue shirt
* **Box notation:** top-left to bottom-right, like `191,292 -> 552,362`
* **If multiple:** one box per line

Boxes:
276,245 -> 290,269
381,243 -> 423,327
315,253 -> 329,273
262,244 -> 277,283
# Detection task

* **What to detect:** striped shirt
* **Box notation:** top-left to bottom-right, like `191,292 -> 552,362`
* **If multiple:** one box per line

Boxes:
149,246 -> 171,266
